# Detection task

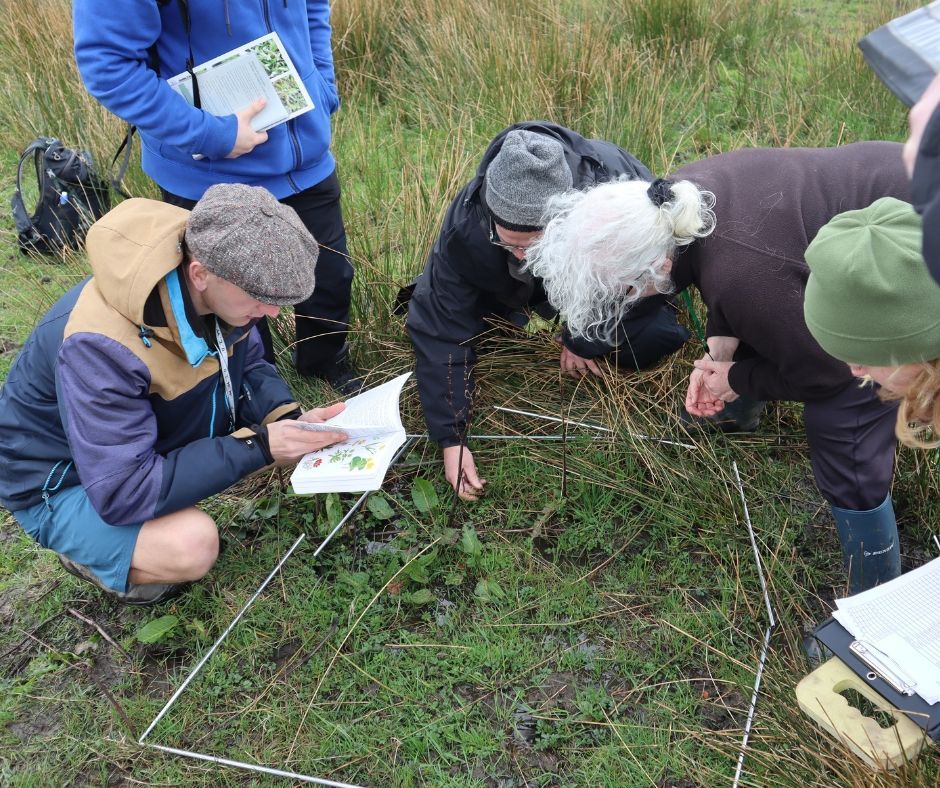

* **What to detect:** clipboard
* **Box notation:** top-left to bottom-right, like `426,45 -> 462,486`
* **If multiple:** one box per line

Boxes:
858,0 -> 940,107
812,616 -> 940,740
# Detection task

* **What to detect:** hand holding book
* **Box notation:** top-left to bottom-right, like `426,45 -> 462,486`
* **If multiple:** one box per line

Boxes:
267,403 -> 347,465
226,97 -> 270,159
291,373 -> 412,494
168,32 -> 316,156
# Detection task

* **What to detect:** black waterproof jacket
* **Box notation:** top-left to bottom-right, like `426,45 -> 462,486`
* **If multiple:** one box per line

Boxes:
406,121 -> 685,447
913,104 -> 940,282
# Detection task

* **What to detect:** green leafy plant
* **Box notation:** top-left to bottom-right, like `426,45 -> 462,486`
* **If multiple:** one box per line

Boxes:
366,494 -> 396,520
460,524 -> 483,565
135,615 -> 180,644
410,478 -> 439,513
473,578 -> 504,603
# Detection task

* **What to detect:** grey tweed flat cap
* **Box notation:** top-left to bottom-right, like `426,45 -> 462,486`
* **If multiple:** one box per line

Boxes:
484,130 -> 573,230
186,183 -> 318,305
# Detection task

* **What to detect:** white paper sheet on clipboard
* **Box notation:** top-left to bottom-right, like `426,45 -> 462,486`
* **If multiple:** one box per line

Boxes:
833,556 -> 940,704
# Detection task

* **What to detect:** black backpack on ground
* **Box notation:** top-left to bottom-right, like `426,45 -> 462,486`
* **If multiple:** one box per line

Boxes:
11,137 -> 111,254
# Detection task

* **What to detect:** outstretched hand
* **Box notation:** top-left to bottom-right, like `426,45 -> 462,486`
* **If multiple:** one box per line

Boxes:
443,445 -> 486,501
226,97 -> 269,158
685,366 -> 726,417
694,358 -> 738,399
685,357 -> 739,417
557,340 -> 604,379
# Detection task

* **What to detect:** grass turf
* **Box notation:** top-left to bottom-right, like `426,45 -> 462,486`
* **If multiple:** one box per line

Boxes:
1,0 -> 939,785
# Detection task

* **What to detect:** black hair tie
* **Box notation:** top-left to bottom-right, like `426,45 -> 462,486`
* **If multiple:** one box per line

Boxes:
647,178 -> 675,207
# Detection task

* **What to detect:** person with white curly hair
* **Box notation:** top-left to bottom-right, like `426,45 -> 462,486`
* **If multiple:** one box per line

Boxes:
527,142 -> 912,593
527,178 -> 714,345
404,123 -> 693,500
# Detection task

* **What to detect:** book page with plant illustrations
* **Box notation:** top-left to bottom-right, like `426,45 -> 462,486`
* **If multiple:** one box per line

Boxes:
167,32 -> 314,132
289,373 -> 411,493
290,431 -> 406,494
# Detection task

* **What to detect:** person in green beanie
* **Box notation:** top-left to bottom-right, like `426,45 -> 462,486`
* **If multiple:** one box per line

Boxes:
805,196 -> 940,450
802,196 -> 940,593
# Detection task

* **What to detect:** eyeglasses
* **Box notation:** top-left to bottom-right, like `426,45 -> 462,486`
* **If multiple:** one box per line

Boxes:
489,219 -> 535,255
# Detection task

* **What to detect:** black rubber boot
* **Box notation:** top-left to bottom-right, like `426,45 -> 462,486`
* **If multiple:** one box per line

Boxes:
831,494 -> 901,594
681,396 -> 766,434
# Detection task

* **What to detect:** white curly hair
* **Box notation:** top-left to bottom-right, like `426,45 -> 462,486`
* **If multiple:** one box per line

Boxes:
525,176 -> 716,343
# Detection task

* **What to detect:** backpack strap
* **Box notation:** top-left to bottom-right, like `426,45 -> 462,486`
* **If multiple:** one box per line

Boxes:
53,146 -> 81,182
177,0 -> 201,110
110,125 -> 137,199
11,138 -> 54,242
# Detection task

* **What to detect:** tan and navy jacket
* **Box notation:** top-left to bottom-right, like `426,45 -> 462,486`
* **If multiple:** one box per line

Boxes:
0,199 -> 298,524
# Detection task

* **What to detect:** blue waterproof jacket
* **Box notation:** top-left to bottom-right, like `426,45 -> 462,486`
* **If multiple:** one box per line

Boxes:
73,0 -> 339,199
0,199 -> 299,524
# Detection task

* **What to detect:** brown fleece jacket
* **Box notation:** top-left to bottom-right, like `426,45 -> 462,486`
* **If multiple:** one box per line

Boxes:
670,141 -> 911,403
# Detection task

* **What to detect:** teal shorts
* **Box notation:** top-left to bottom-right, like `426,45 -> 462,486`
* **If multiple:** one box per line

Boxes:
13,486 -> 143,592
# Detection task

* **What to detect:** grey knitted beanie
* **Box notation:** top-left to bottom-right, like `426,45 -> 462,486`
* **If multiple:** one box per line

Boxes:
186,183 -> 318,305
484,130 -> 573,230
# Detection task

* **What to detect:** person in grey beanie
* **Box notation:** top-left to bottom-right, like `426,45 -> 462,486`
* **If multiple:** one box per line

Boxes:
403,123 -> 691,499
483,130 -> 574,229
0,184 -> 348,605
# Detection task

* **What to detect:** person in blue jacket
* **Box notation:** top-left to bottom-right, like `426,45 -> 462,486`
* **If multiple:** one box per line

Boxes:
72,0 -> 361,392
0,185 -> 347,604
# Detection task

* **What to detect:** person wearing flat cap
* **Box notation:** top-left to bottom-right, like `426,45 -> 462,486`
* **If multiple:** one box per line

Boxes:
0,184 -> 348,605
804,197 -> 940,587
527,142 -> 912,594
404,123 -> 691,499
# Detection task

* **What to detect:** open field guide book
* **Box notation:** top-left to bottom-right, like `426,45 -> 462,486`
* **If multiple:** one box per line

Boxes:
290,373 -> 411,494
168,32 -> 314,132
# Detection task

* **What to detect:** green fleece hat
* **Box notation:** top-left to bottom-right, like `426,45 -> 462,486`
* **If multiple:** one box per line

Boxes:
804,197 -> 940,366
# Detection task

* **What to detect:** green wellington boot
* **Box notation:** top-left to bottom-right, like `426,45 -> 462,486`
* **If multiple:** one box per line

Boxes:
831,494 -> 901,594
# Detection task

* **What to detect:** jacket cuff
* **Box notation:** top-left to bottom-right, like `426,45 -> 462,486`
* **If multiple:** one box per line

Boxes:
727,360 -> 753,399
248,424 -> 275,465
560,325 -> 606,358
200,114 -> 239,160
231,426 -> 275,466
264,402 -> 303,425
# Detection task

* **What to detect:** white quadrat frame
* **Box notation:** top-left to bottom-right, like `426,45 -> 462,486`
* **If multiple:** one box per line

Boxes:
136,418 -> 776,785
135,440 -> 420,787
